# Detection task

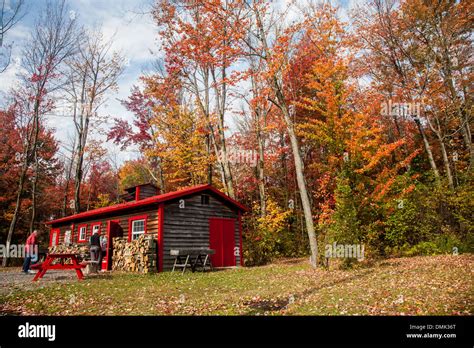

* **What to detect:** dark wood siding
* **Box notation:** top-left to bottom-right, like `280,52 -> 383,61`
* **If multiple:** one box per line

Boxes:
162,193 -> 240,270
139,185 -> 158,200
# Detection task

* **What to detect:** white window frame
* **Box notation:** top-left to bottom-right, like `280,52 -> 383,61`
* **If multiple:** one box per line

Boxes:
131,219 -> 145,240
53,230 -> 59,246
92,224 -> 100,234
79,226 -> 87,242
64,230 -> 71,245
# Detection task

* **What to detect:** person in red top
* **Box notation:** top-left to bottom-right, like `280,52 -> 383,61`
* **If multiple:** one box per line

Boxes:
23,230 -> 39,274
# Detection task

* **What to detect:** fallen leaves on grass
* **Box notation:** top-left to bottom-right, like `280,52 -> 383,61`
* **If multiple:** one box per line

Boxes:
1,254 -> 472,316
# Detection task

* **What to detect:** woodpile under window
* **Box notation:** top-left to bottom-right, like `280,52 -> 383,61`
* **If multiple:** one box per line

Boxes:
112,235 -> 157,273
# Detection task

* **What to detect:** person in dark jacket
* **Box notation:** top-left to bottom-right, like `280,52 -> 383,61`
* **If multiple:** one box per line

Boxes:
89,230 -> 102,271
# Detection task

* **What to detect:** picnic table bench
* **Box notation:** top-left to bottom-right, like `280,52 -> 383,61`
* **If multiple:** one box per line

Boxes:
31,253 -> 86,281
171,248 -> 215,274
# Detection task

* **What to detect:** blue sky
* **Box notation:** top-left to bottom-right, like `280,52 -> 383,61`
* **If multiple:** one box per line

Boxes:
0,0 -> 361,165
1,0 -> 158,163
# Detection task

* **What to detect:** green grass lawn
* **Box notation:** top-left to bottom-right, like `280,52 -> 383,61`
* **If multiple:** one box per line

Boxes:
1,254 -> 472,315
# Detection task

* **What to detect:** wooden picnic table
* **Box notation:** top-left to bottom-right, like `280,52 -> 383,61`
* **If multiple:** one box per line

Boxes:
171,248 -> 215,274
31,253 -> 86,281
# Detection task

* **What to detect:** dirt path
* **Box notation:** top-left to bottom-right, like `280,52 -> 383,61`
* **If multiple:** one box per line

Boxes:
0,267 -> 93,297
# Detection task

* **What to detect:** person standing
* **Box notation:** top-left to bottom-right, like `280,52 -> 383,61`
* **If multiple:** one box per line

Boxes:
89,230 -> 102,272
23,230 -> 39,274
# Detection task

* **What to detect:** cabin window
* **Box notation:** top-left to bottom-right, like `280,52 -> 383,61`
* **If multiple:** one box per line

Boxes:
78,224 -> 88,242
91,223 -> 101,236
50,229 -> 60,246
64,230 -> 71,245
131,220 -> 145,240
129,215 -> 147,241
132,219 -> 146,240
201,194 -> 210,205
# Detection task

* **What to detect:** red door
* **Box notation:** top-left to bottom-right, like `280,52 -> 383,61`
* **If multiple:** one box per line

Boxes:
209,218 -> 236,267
105,220 -> 122,270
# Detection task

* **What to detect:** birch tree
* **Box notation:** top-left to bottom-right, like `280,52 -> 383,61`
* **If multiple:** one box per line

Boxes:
64,30 -> 124,213
241,1 -> 319,267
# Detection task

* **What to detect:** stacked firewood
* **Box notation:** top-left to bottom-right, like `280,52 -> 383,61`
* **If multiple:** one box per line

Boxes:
48,244 -> 89,256
112,235 -> 157,273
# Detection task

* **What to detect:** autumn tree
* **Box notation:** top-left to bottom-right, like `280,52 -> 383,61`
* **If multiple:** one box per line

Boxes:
117,159 -> 156,193
145,73 -> 211,189
63,29 -> 124,213
110,73 -> 211,192
239,0 -> 320,267
353,0 -> 473,189
152,0 -> 250,198
2,0 -> 77,266
108,86 -> 166,191
0,103 -> 61,253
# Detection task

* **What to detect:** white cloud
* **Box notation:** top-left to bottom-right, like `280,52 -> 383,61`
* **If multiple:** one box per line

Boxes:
0,0 -> 157,164
1,0 -> 366,166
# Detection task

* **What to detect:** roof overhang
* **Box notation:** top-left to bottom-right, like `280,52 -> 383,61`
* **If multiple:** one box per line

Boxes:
46,184 -> 249,225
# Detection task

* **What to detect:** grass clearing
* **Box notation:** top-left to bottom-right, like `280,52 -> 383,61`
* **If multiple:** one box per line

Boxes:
0,254 -> 472,315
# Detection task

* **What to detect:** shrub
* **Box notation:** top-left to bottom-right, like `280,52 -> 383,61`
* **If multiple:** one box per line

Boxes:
243,199 -> 296,266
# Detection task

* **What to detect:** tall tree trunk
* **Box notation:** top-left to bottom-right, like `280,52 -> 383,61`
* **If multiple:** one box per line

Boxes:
273,81 -> 318,268
61,154 -> 74,217
211,66 -> 235,199
2,158 -> 29,267
256,120 -> 266,217
29,103 -> 41,234
74,112 -> 89,214
86,182 -> 92,210
440,47 -> 473,170
29,149 -> 39,233
414,118 -> 441,180
157,158 -> 166,193
74,159 -> 82,213
219,139 -> 235,198
438,136 -> 454,189
206,133 -> 212,185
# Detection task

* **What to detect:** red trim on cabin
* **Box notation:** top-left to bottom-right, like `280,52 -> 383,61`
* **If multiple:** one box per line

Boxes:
105,220 -> 120,271
77,223 -> 88,243
158,203 -> 164,272
106,221 -> 112,269
127,215 -> 148,242
70,224 -> 75,243
90,222 -> 101,237
238,211 -> 243,267
135,186 -> 140,201
46,185 -> 248,225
